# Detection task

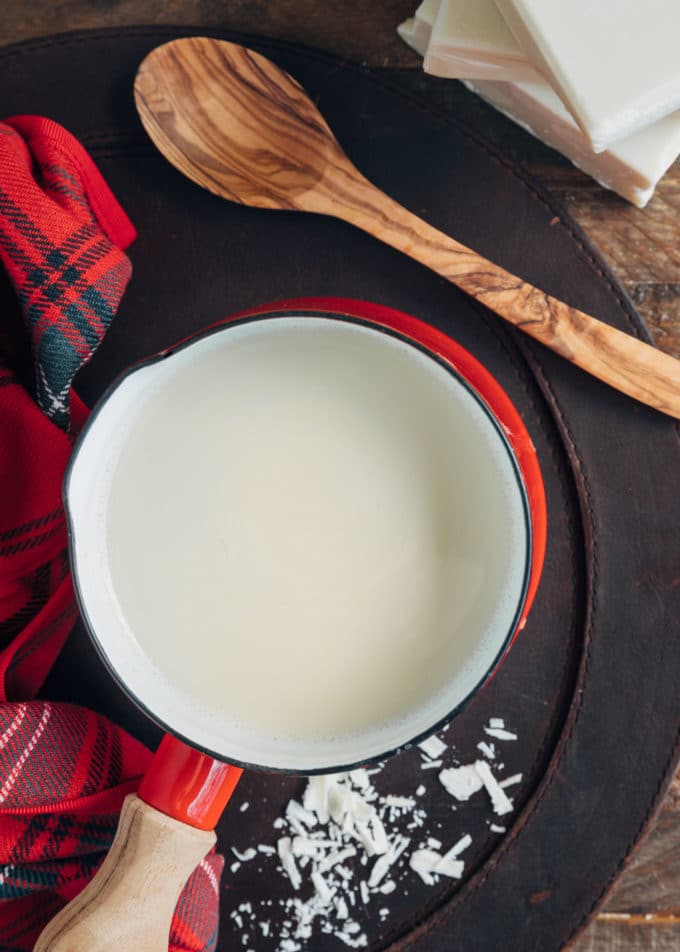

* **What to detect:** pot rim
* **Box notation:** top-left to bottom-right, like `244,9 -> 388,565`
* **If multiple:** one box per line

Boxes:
64,298 -> 543,775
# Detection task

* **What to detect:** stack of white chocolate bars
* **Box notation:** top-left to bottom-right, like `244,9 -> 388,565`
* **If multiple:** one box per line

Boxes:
398,0 -> 680,207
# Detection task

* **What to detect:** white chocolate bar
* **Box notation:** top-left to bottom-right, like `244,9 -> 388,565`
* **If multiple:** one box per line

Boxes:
494,0 -> 680,151
425,0 -> 539,82
397,0 -> 441,57
467,78 -> 680,206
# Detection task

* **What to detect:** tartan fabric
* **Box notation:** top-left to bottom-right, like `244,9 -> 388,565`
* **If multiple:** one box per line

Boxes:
0,116 -> 133,431
0,117 -> 223,951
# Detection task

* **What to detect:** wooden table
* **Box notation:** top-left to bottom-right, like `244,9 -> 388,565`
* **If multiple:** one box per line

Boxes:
3,4 -> 679,950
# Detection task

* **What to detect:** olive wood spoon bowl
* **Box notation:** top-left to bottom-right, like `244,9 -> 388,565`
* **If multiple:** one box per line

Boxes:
134,37 -> 680,420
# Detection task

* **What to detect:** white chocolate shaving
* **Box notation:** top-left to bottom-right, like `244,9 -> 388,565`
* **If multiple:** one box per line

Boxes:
277,837 -> 302,890
418,735 -> 448,759
439,764 -> 484,801
231,847 -> 257,862
500,773 -> 523,789
484,726 -> 518,741
474,760 -> 514,816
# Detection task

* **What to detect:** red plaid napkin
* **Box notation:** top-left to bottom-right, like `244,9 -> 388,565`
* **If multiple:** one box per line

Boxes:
0,117 -> 223,951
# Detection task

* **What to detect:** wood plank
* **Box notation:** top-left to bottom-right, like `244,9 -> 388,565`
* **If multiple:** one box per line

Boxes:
530,161 -> 680,286
529,160 -> 680,357
571,774 -> 680,949
571,919 -> 680,952
600,774 -> 680,915
626,283 -> 680,358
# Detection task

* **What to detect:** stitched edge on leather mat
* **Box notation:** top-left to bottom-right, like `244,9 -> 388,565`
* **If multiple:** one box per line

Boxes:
2,27 -> 678,950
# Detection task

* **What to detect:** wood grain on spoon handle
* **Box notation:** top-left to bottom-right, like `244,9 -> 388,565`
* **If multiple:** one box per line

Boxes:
310,169 -> 680,418
134,37 -> 680,419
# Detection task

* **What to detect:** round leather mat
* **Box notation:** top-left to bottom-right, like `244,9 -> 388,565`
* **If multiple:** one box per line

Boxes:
2,27 -> 678,952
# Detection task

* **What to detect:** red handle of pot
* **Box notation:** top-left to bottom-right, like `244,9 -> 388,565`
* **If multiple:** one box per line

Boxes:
139,733 -> 243,830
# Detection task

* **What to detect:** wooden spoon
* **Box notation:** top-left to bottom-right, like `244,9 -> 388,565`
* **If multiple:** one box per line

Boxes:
134,37 -> 680,420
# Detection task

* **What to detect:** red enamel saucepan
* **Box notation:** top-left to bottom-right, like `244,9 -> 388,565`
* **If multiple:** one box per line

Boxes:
36,298 -> 546,951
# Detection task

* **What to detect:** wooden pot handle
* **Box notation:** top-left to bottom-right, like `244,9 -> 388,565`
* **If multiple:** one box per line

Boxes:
33,794 -> 216,952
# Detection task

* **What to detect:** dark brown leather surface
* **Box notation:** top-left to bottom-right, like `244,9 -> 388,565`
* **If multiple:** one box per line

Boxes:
2,27 -> 678,952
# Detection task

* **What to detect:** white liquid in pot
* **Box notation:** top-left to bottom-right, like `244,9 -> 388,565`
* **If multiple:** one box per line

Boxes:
104,319 -> 527,745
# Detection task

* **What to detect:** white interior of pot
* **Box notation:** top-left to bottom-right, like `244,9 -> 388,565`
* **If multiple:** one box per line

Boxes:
65,315 -> 530,772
